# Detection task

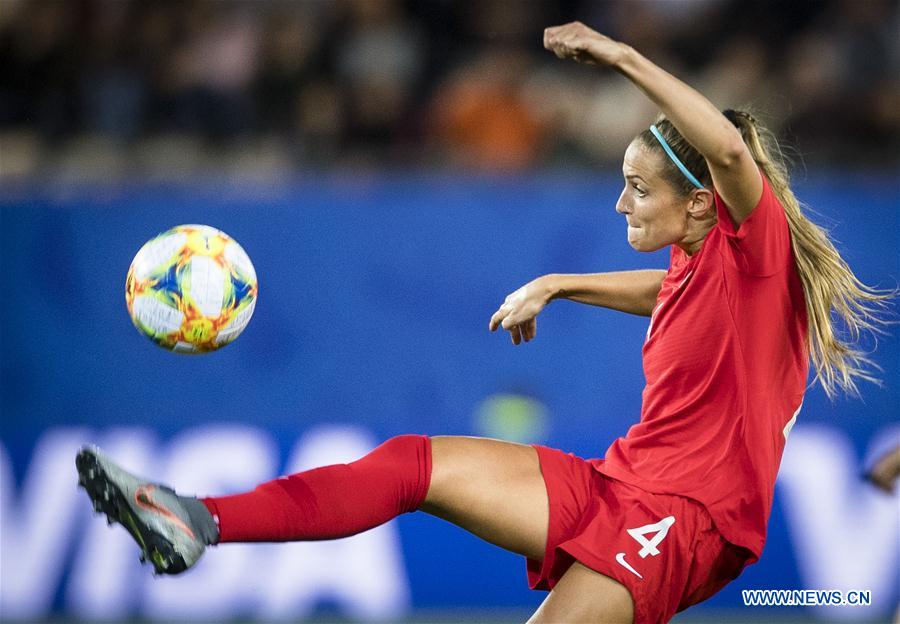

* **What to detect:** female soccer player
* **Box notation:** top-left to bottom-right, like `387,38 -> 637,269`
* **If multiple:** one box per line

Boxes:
77,22 -> 891,624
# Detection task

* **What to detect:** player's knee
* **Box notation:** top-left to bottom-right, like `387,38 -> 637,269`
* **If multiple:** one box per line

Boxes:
357,434 -> 432,512
371,434 -> 431,468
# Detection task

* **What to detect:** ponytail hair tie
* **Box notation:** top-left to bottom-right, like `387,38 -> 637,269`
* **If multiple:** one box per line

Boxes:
723,108 -> 756,128
723,109 -> 741,128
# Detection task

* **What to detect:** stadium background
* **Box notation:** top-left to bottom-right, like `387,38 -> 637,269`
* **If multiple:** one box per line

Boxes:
1,1 -> 897,622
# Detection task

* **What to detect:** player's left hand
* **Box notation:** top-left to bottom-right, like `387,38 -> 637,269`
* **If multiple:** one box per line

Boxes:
489,278 -> 550,345
543,22 -> 625,67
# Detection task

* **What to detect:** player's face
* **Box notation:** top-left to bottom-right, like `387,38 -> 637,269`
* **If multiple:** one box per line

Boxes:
616,141 -> 692,252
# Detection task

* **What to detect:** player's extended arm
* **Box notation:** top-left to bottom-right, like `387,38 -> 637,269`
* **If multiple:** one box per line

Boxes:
545,270 -> 665,315
490,270 -> 666,345
867,445 -> 900,494
543,22 -> 762,226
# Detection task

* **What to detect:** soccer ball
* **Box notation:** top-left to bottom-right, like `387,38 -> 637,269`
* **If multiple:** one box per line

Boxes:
125,225 -> 257,353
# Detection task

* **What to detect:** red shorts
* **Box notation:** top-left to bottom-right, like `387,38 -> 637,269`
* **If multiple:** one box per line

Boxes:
527,445 -> 754,624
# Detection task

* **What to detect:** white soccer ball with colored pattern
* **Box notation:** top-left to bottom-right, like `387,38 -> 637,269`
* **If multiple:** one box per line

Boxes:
125,225 -> 257,353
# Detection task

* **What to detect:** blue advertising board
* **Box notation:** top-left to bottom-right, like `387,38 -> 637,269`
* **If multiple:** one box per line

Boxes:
1,173 -> 897,621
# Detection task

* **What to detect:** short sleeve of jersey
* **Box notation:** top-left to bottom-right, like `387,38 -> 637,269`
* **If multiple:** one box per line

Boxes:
714,173 -> 792,276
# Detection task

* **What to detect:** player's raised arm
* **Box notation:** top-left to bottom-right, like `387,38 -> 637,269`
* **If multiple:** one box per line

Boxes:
489,270 -> 666,345
544,22 -> 762,227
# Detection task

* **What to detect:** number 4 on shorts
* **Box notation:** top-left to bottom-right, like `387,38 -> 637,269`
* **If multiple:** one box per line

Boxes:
626,516 -> 675,558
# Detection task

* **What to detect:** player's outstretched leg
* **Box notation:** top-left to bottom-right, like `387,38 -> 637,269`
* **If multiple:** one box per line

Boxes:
75,446 -> 219,575
76,434 -> 431,571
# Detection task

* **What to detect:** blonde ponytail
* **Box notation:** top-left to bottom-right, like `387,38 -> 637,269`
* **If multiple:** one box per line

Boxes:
641,111 -> 895,398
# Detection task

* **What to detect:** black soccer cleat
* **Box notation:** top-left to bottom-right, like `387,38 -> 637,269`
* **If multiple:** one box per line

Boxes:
76,445 -> 218,575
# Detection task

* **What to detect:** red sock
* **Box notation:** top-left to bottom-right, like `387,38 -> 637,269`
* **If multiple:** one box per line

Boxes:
202,434 -> 432,543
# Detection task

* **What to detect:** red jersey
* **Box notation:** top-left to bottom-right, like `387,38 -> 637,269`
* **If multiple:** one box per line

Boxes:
594,174 -> 809,558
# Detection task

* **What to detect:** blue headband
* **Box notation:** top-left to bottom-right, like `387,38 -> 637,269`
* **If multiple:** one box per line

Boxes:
649,124 -> 704,189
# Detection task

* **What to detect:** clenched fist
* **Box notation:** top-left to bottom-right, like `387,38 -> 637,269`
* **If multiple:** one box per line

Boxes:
543,21 -> 626,67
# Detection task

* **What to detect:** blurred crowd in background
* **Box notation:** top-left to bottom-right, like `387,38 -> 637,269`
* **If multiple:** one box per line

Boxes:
1,0 -> 898,178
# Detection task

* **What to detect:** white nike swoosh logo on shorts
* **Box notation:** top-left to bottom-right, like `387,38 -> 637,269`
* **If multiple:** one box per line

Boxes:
615,552 -> 643,579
